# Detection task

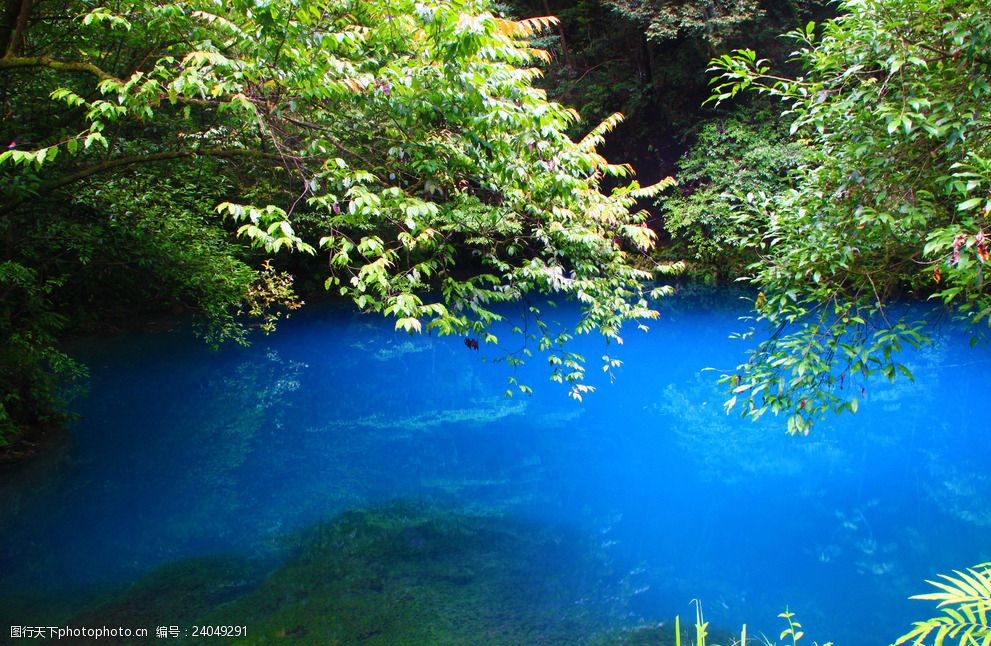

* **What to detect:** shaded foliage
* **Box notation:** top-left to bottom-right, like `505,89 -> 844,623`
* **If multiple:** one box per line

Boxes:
0,261 -> 82,443
505,0 -> 832,178
605,0 -> 764,48
659,106 -> 809,281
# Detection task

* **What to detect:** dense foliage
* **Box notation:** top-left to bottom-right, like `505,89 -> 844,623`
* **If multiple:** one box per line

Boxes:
659,108 -> 808,281
0,0 -> 672,443
707,0 -> 991,434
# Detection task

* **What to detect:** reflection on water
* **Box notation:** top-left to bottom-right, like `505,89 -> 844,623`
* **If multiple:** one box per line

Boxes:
1,291 -> 990,643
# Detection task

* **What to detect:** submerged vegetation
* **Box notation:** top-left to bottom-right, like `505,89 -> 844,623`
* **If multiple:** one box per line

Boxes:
6,501 -> 715,645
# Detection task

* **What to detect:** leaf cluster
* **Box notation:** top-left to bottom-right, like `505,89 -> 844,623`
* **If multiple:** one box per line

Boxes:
604,0 -> 765,47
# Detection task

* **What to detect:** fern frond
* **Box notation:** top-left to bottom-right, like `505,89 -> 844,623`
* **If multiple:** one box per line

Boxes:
602,162 -> 634,178
914,568 -> 991,608
578,112 -> 625,151
561,106 -> 581,124
626,176 -> 677,199
191,10 -> 245,38
340,77 -> 368,93
181,50 -> 235,68
516,16 -> 560,37
521,47 -> 552,63
895,565 -> 991,646
493,15 -> 558,39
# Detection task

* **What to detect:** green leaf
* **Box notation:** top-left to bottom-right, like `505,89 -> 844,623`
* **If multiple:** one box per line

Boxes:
958,198 -> 984,211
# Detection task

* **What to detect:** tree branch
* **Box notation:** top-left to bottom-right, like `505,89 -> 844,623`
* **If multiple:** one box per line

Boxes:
280,113 -> 380,170
0,53 -> 122,81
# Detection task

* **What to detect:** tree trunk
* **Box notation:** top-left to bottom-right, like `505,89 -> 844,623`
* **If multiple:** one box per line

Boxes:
1,0 -> 33,57
541,0 -> 572,70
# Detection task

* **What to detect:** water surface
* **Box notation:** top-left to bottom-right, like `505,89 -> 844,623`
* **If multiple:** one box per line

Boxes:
1,288 -> 989,643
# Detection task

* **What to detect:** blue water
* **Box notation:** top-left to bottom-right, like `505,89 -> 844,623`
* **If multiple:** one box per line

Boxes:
1,288 -> 989,643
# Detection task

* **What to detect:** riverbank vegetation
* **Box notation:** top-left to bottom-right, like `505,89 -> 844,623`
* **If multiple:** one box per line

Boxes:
6,0 -> 986,439
708,0 -> 991,435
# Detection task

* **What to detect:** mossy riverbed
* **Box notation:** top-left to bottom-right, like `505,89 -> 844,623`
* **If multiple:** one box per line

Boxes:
4,501 -> 731,644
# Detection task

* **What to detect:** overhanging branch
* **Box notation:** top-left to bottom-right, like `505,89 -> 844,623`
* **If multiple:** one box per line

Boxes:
0,53 -> 122,82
